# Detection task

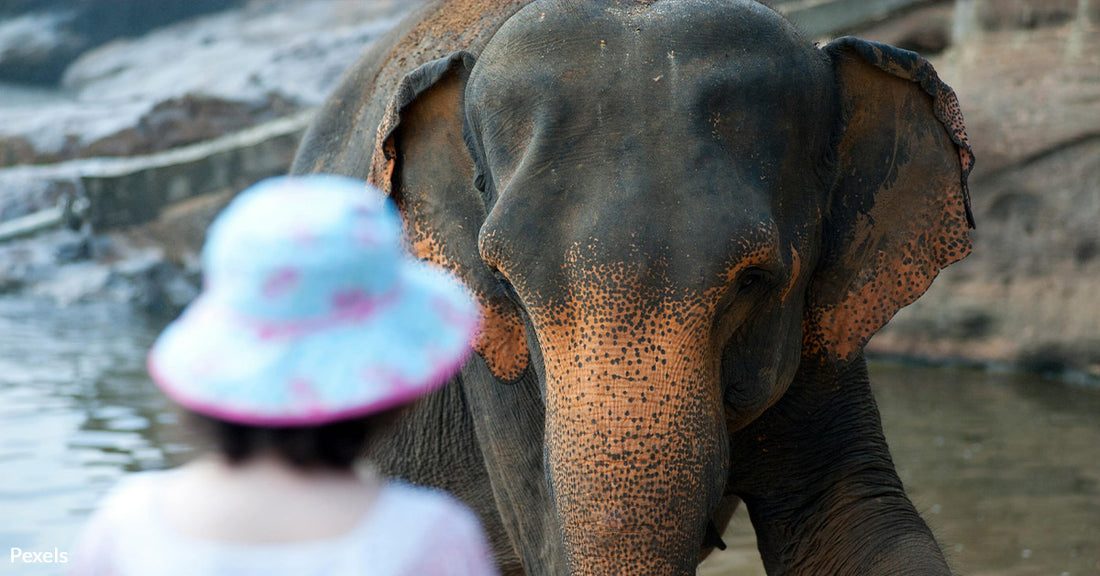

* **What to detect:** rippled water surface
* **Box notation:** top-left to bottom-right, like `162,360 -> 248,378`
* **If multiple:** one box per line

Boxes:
0,298 -> 190,575
1,297 -> 1098,575
702,364 -> 1100,576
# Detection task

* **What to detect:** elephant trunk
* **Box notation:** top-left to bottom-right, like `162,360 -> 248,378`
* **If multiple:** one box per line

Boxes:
538,305 -> 729,575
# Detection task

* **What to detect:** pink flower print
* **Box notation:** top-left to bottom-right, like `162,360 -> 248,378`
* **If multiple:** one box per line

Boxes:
256,324 -> 280,341
389,372 -> 418,395
363,366 -> 417,396
262,267 -> 300,299
194,356 -> 224,377
332,288 -> 371,311
352,226 -> 380,248
290,378 -> 325,415
432,295 -> 473,329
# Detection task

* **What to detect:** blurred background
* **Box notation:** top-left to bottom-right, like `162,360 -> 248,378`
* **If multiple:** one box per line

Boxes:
0,1 -> 1096,575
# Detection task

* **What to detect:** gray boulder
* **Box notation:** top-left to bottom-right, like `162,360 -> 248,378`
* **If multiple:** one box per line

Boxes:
864,1 -> 1100,379
0,1 -> 241,85
0,1 -> 413,167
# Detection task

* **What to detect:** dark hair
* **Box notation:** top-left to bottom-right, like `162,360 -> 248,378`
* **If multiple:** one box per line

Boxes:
184,409 -> 400,471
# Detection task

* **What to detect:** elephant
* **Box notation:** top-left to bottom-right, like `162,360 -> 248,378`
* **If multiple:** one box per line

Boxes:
290,1 -> 975,574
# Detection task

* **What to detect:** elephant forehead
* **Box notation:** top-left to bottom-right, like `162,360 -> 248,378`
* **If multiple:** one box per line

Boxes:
468,0 -> 837,223
474,0 -> 825,99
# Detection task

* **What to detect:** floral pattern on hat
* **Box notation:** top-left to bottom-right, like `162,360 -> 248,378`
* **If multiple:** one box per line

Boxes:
147,175 -> 480,426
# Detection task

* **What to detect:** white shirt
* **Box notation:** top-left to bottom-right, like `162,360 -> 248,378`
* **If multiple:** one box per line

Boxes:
70,471 -> 500,576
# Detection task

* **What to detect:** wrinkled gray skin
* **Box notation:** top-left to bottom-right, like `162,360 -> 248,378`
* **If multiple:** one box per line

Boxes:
291,1 -> 974,575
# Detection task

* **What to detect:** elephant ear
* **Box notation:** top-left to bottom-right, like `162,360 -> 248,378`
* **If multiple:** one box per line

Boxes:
369,51 -> 530,383
802,37 -> 975,363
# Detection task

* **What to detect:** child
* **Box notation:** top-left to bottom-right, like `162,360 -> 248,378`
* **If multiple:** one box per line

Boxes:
71,175 -> 499,576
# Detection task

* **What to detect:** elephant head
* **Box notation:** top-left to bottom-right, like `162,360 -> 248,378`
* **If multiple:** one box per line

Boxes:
364,1 -> 972,573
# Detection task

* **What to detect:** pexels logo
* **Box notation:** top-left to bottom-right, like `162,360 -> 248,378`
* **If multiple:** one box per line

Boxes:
9,548 -> 69,564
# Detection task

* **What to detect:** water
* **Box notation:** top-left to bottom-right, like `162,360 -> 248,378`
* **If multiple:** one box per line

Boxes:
702,363 -> 1100,576
1,297 -> 1097,576
0,298 -> 193,575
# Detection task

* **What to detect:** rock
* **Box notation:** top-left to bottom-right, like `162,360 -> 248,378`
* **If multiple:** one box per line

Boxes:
0,175 -> 78,222
79,111 -> 312,232
0,224 -> 199,310
954,0 -> 1097,33
0,1 -> 418,310
0,269 -> 24,294
53,235 -> 91,264
106,254 -> 199,316
31,261 -> 113,306
0,1 -> 241,86
0,93 -> 297,168
841,1 -> 956,56
779,0 -> 939,39
78,93 -> 300,164
0,98 -> 153,167
60,2 -> 409,107
0,7 -> 93,86
0,137 -> 223,304
863,2 -> 1100,379
0,1 -> 415,167
0,226 -> 106,304
0,109 -> 312,235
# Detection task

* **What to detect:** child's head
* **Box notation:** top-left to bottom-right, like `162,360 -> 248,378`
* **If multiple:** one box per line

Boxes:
183,409 -> 399,471
147,175 -> 479,466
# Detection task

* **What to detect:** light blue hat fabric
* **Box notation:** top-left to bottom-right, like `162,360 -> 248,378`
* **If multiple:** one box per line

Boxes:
147,175 -> 480,426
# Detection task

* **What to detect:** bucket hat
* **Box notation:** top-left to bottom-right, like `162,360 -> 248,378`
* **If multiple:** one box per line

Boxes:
147,175 -> 480,426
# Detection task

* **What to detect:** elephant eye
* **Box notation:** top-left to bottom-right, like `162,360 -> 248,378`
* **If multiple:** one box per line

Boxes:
474,170 -> 500,208
736,268 -> 772,295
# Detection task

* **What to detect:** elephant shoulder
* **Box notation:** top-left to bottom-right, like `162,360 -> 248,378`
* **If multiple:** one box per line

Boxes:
292,0 -> 533,178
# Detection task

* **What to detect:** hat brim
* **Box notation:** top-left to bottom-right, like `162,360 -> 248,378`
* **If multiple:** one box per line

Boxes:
148,261 -> 480,427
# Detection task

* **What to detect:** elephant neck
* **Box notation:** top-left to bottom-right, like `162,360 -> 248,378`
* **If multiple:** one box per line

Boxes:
729,354 -> 952,575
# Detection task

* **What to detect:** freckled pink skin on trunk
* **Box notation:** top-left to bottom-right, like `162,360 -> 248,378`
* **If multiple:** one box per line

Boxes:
527,258 -> 729,575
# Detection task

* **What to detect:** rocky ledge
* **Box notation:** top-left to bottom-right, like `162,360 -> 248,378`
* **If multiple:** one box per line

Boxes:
0,1 -> 415,313
860,0 -> 1100,380
0,0 -> 1096,380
